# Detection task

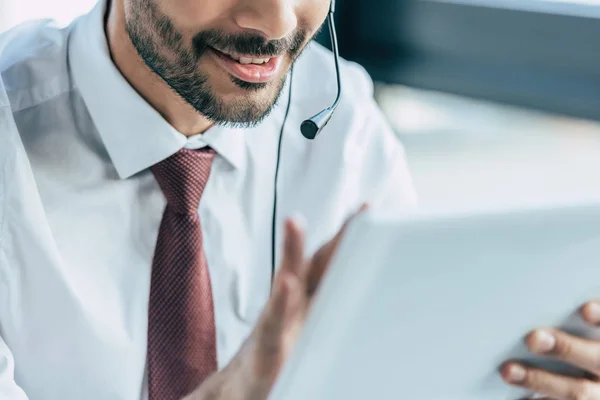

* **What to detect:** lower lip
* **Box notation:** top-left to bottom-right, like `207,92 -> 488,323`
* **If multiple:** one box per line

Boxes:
209,48 -> 282,84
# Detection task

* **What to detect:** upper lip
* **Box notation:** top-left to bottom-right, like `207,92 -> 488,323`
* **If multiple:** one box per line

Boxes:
211,46 -> 281,60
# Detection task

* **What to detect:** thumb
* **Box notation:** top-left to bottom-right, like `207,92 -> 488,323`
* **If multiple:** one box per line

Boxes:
256,219 -> 305,355
253,268 -> 306,380
257,271 -> 293,355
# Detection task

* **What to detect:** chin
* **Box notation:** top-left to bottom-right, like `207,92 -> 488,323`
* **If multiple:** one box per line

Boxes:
192,65 -> 288,125
231,77 -> 270,92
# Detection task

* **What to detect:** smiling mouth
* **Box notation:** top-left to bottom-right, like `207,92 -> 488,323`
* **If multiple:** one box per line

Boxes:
209,47 -> 284,84
211,47 -> 280,64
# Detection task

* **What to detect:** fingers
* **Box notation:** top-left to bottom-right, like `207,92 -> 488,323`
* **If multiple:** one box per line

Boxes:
342,203 -> 369,230
520,396 -> 558,400
258,270 -> 295,354
331,203 -> 369,249
258,220 -> 305,354
521,301 -> 600,375
500,301 -> 600,399
501,362 -> 600,400
581,301 -> 600,327
279,217 -> 306,280
524,329 -> 600,376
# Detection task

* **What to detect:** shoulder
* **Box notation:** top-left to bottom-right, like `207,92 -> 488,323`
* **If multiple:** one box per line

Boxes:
290,43 -> 417,210
292,42 -> 399,156
0,19 -> 73,112
0,20 -> 72,173
0,69 -> 21,165
0,74 -> 21,197
0,73 -> 8,109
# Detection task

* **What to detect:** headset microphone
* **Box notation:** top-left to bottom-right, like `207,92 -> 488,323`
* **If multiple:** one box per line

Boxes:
271,0 -> 342,281
300,1 -> 342,140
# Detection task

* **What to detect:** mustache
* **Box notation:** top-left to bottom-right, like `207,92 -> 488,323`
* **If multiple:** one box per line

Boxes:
192,29 -> 309,58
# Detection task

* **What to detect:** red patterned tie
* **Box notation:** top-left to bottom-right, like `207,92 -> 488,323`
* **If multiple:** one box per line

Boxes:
148,148 -> 218,400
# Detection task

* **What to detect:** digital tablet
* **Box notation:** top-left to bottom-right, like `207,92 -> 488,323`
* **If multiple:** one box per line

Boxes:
269,202 -> 600,400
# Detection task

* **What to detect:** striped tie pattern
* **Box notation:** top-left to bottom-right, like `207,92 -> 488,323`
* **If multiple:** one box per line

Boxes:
147,147 -> 218,400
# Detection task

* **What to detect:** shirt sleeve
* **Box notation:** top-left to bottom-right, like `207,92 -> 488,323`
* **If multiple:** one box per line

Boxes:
0,77 -> 29,400
339,61 -> 418,214
357,83 -> 418,213
370,140 -> 419,213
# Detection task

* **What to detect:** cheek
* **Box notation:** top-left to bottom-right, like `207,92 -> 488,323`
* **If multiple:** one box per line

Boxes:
153,0 -> 229,31
297,0 -> 330,33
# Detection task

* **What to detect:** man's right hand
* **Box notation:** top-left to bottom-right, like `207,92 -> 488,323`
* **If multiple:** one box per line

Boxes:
186,206 -> 366,400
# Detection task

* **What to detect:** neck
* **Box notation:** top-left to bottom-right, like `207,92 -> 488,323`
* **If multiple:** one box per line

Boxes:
105,0 -> 213,137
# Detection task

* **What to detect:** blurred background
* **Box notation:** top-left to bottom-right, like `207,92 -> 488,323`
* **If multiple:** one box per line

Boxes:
2,0 -> 600,212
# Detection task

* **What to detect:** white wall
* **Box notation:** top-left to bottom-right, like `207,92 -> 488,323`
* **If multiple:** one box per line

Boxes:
0,0 -> 97,32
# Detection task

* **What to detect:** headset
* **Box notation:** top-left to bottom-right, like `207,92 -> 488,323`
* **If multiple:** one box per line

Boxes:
301,0 -> 342,140
270,0 -> 343,281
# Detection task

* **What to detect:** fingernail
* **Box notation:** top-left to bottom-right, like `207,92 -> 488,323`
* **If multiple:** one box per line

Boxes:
506,364 -> 526,384
585,302 -> 600,324
530,330 -> 556,353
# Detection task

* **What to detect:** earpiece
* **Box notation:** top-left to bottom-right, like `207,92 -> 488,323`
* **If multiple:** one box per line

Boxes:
300,1 -> 342,140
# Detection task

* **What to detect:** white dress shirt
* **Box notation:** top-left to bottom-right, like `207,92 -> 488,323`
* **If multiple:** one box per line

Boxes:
0,1 -> 417,399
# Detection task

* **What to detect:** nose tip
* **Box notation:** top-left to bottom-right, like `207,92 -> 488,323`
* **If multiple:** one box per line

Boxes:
234,2 -> 298,41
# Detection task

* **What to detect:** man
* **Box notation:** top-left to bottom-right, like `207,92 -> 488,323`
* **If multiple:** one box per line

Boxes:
0,1 -> 598,400
0,0 -> 415,399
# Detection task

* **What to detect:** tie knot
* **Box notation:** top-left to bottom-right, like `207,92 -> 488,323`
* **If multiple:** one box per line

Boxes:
151,148 -> 216,215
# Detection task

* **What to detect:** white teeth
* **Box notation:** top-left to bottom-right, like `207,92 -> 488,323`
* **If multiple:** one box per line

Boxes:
251,58 -> 271,64
218,49 -> 272,65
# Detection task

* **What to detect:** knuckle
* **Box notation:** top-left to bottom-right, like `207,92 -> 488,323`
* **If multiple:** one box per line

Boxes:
521,369 -> 543,391
553,334 -> 574,357
550,332 -> 576,359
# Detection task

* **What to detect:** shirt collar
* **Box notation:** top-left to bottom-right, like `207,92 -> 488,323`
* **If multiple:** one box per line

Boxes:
68,0 -> 246,179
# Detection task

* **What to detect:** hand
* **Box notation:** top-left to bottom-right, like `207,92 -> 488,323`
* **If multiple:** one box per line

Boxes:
187,205 -> 367,400
501,300 -> 600,400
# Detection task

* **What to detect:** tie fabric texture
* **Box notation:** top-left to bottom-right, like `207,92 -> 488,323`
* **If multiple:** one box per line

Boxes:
148,147 -> 218,400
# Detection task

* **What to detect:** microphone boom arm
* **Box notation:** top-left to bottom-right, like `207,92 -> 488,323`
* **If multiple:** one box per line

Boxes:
301,5 -> 343,140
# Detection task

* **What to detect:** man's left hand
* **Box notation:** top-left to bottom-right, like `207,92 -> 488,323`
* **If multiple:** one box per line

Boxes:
501,300 -> 600,399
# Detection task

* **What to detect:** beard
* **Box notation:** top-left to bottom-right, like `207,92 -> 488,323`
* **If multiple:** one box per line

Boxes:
125,0 -> 310,127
